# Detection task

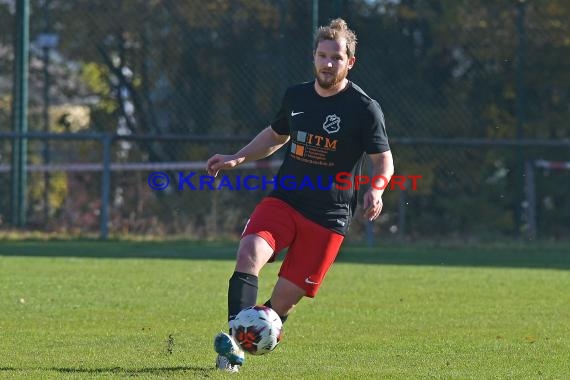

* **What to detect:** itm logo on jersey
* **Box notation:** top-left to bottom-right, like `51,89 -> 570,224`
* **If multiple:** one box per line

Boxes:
290,130 -> 338,158
323,114 -> 341,134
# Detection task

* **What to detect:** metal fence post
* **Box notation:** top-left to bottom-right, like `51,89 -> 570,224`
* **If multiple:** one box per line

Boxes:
39,0 -> 57,223
524,161 -> 537,240
514,0 -> 527,238
365,162 -> 374,246
312,0 -> 319,40
100,134 -> 112,240
10,0 -> 30,228
398,179 -> 407,239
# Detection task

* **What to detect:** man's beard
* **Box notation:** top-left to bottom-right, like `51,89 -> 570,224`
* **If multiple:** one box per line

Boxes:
314,65 -> 349,89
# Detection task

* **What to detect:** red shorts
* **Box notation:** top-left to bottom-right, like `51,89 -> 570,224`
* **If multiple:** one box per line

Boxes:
242,197 -> 344,297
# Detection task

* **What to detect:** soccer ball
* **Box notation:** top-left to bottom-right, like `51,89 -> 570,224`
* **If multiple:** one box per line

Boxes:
231,305 -> 283,355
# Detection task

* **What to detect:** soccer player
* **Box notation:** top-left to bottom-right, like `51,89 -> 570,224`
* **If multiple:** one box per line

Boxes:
206,18 -> 394,372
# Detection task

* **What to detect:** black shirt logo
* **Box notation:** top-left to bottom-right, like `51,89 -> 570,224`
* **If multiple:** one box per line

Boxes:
322,114 -> 341,134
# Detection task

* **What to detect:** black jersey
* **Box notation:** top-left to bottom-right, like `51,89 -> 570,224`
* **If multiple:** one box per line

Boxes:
268,81 -> 390,235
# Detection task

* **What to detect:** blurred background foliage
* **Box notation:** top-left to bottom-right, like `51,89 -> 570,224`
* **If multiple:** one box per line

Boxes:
0,0 -> 568,240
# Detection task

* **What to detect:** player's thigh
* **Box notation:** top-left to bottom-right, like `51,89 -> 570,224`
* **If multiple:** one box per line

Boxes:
237,197 -> 296,273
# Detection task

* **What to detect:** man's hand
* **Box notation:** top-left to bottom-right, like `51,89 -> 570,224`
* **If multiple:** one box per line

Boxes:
206,154 -> 244,177
362,188 -> 383,221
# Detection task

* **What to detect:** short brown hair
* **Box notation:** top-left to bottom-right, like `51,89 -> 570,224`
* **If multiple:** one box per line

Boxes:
314,18 -> 357,58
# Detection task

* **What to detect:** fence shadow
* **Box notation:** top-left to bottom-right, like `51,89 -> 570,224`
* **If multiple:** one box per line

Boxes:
0,239 -> 569,270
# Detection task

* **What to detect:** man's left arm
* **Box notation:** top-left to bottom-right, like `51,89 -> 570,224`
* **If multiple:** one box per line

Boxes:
363,150 -> 394,221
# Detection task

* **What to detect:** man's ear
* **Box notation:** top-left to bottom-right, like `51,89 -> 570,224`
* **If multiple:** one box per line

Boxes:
348,56 -> 356,70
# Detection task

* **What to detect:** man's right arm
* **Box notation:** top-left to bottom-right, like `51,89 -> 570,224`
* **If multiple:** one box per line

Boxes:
206,126 -> 290,177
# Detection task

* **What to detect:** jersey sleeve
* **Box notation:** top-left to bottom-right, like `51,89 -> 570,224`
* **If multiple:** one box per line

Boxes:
270,88 -> 290,136
363,100 -> 390,154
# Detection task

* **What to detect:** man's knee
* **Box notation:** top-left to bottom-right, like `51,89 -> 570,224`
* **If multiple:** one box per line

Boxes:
235,234 -> 274,274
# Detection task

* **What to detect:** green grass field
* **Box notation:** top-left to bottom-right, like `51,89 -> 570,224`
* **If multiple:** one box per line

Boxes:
1,240 -> 569,379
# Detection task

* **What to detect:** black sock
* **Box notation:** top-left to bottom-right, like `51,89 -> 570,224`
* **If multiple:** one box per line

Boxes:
264,299 -> 289,324
228,271 -> 258,322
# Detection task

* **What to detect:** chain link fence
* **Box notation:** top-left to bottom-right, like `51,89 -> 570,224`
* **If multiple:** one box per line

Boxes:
1,0 -> 569,241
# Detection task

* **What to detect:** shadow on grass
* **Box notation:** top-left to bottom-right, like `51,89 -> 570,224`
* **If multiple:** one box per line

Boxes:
0,366 -> 214,376
0,239 -> 569,270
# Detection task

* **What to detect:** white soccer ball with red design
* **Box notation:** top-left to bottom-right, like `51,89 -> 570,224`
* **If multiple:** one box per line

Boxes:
231,305 -> 283,355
